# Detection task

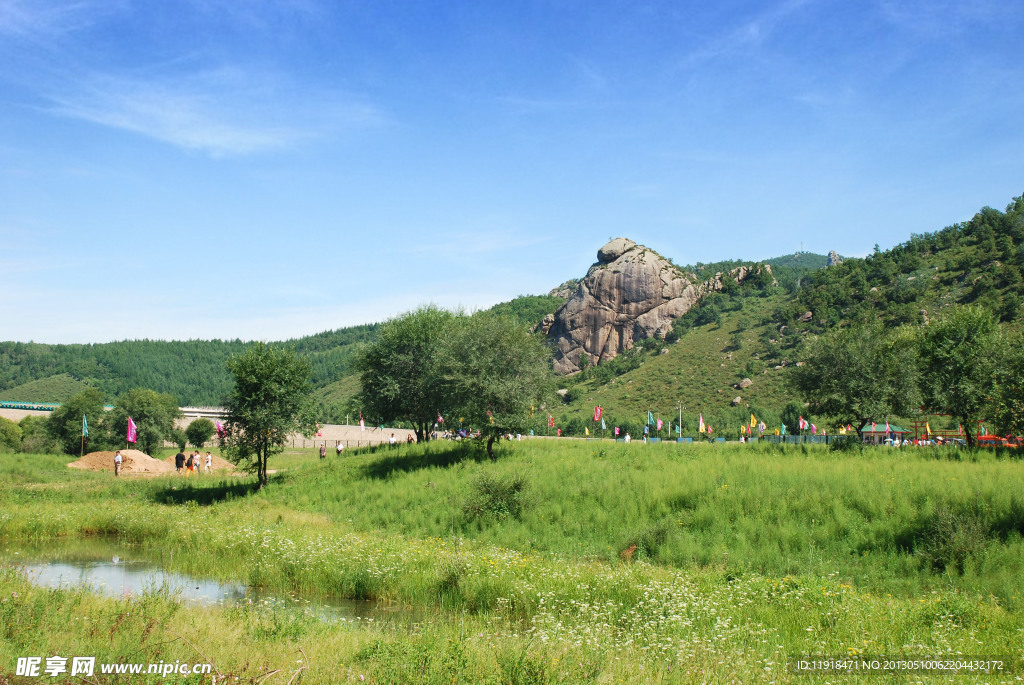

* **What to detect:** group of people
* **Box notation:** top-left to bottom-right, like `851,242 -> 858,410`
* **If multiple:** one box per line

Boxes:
319,442 -> 346,458
174,449 -> 213,475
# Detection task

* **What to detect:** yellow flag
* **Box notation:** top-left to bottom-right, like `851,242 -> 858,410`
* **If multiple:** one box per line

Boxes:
750,414 -> 757,428
840,426 -> 846,435
926,422 -> 931,435
585,427 -> 589,436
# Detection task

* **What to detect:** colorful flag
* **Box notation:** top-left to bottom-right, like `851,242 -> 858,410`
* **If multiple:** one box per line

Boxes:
359,413 -> 365,431
758,421 -> 766,434
676,423 -> 681,435
529,429 -> 535,436
82,414 -> 88,438
780,422 -> 787,435
810,423 -> 817,435
437,413 -> 444,424
750,414 -> 757,428
925,422 -> 932,436
846,423 -> 853,432
548,414 -> 554,428
647,411 -> 654,425
958,424 -> 963,436
698,414 -> 705,433
585,427 -> 589,436
871,422 -> 876,432
643,425 -> 649,435
707,424 -> 714,435
216,420 -> 224,436
126,417 -> 137,444
839,426 -> 846,435
656,418 -> 663,431
594,406 -> 602,422
798,416 -> 807,430
601,418 -> 606,430
557,428 -> 561,437
885,421 -> 891,435
614,426 -> 620,436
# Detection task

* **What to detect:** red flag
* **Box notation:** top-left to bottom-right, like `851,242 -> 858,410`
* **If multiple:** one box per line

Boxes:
126,417 -> 137,444
557,428 -> 561,437
594,406 -> 602,422
548,414 -> 554,428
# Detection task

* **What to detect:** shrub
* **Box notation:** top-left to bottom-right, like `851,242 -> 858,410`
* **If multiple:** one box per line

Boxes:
919,504 -> 991,574
462,472 -> 528,521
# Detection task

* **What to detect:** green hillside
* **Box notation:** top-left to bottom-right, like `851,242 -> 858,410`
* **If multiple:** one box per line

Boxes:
2,192 -> 1021,427
0,374 -> 97,403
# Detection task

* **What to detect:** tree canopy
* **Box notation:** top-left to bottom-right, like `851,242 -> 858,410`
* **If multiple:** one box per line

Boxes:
108,388 -> 181,456
791,323 -> 921,429
46,388 -> 106,455
223,343 -> 314,489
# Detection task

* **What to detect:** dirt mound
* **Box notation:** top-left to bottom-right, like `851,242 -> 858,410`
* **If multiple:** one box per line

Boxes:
69,449 -> 174,474
162,452 -> 236,471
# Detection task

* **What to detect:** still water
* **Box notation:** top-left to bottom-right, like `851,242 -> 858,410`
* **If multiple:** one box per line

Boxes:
1,536 -> 414,623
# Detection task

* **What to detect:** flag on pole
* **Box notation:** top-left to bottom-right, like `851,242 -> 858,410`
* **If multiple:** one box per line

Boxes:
810,423 -> 817,435
656,418 -> 663,431
647,411 -> 654,425
601,417 -> 606,430
846,423 -> 852,432
614,426 -> 620,436
557,428 -> 561,437
126,417 -> 137,444
82,414 -> 89,438
871,422 -> 876,432
548,414 -> 554,428
758,421 -> 766,434
839,426 -> 846,435
216,420 -> 224,437
359,414 -> 365,431
585,427 -> 589,436
698,414 -> 705,433
750,414 -> 757,428
643,425 -> 649,435
925,422 -> 932,436
780,422 -> 787,435
676,423 -> 681,435
798,416 -> 807,430
885,421 -> 891,435
594,406 -> 602,422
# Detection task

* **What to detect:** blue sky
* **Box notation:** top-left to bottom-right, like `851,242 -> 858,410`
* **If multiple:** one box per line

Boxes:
1,0 -> 1022,343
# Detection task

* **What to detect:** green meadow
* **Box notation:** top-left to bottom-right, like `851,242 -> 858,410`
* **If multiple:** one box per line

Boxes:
2,441 -> 1023,683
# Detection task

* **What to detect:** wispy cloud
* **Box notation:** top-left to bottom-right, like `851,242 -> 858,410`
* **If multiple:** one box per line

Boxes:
44,70 -> 382,156
677,0 -> 815,69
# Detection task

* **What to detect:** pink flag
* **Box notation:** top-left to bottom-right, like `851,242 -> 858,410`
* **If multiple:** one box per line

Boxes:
614,426 -> 620,436
798,416 -> 807,430
359,417 -> 365,431
215,420 -> 224,436
810,423 -> 817,435
437,413 -> 444,424
656,418 -> 663,431
127,417 -> 137,444
885,421 -> 891,434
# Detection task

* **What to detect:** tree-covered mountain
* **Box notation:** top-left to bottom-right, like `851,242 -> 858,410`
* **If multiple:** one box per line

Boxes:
3,192 -> 1021,429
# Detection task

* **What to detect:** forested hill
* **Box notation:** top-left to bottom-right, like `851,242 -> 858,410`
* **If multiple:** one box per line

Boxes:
3,193 -> 1021,413
775,195 -> 1024,331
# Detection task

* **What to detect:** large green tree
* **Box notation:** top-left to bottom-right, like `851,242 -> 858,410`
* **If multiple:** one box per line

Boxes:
355,305 -> 456,443
988,331 -> 1024,436
790,323 -> 921,431
185,417 -> 215,448
223,343 -> 314,489
108,388 -> 182,455
46,387 -> 106,455
438,312 -> 551,459
918,305 -> 1000,448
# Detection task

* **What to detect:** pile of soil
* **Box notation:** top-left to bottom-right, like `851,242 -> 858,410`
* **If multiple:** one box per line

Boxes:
162,452 -> 236,471
68,449 -> 174,474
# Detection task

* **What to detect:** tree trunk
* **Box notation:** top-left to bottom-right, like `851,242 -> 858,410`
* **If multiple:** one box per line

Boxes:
965,423 -> 976,449
487,435 -> 496,461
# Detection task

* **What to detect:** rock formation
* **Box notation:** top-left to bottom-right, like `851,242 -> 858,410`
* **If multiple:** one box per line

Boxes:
546,238 -> 772,374
826,250 -> 844,267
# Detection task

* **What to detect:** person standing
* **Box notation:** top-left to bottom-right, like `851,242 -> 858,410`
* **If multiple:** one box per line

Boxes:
336,441 -> 344,456
114,450 -> 123,477
205,451 -> 212,473
320,443 -> 326,460
175,449 -> 186,473
185,452 -> 194,477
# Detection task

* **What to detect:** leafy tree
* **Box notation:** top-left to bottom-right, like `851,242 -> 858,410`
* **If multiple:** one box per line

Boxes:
185,418 -> 215,448
18,415 -> 54,453
779,401 -> 806,436
46,388 -> 106,455
0,416 -> 21,452
355,305 -> 457,443
918,305 -> 999,448
988,330 -> 1024,436
791,323 -> 921,430
108,388 -> 182,456
223,343 -> 314,489
438,312 -> 551,460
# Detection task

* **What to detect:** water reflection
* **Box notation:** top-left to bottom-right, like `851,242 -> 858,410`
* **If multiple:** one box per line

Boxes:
1,537 -> 415,624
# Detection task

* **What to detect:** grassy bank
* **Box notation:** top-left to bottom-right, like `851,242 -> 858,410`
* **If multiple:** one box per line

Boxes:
2,441 -> 1023,682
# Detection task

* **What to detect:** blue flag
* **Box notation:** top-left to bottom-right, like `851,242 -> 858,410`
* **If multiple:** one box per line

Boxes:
601,418 -> 606,430
82,414 -> 89,438
643,425 -> 649,434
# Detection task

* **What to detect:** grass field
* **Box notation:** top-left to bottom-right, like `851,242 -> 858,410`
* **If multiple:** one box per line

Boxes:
2,440 -> 1022,683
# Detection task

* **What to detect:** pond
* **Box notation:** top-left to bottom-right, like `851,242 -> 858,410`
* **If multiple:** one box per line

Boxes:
1,536 -> 417,624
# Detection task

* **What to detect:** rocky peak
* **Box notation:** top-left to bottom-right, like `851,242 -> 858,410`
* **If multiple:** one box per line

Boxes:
826,250 -> 844,267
